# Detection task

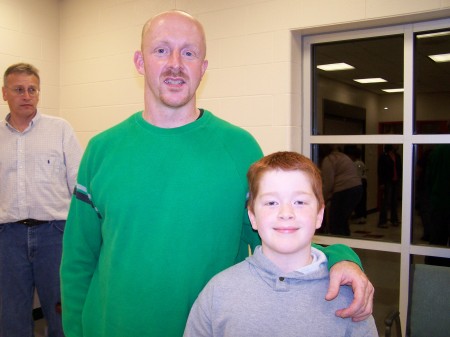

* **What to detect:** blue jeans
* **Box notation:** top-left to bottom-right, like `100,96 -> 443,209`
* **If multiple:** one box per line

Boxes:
0,221 -> 65,337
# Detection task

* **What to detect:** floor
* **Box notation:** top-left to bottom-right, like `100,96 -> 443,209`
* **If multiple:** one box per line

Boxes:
34,319 -> 47,337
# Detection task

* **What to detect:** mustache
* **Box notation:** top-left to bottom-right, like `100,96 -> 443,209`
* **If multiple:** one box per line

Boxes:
162,68 -> 187,78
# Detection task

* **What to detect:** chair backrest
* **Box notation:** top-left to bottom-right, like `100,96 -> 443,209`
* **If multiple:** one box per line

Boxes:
409,264 -> 450,337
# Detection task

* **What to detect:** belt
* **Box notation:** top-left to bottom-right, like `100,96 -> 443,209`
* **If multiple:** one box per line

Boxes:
16,219 -> 49,226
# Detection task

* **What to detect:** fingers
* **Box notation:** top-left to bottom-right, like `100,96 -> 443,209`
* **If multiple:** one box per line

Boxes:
351,281 -> 374,322
327,261 -> 374,321
337,278 -> 374,321
325,271 -> 341,301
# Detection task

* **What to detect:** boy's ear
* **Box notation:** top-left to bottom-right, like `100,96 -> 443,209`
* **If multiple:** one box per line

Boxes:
248,209 -> 258,231
316,205 -> 325,229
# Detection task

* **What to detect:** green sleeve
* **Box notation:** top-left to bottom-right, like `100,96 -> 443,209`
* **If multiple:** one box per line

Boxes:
60,147 -> 103,337
313,243 -> 363,270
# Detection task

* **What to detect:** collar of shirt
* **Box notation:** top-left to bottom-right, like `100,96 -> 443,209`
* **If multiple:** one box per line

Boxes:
5,111 -> 41,133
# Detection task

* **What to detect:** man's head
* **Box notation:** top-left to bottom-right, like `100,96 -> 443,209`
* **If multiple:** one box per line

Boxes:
246,152 -> 325,266
3,63 -> 40,86
2,63 -> 40,119
134,10 -> 208,111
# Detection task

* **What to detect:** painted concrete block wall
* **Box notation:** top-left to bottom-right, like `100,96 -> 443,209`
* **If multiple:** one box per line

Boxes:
0,0 -> 60,118
1,0 -> 449,153
59,0 -> 450,152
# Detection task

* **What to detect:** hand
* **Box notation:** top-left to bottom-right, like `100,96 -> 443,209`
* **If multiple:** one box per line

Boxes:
326,261 -> 374,322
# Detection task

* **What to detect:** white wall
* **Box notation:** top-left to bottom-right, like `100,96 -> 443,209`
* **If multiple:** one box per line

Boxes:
58,0 -> 450,152
1,0 -> 449,152
0,0 -> 60,118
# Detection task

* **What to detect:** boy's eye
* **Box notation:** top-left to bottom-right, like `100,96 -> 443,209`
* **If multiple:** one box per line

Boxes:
294,200 -> 305,205
265,201 -> 278,206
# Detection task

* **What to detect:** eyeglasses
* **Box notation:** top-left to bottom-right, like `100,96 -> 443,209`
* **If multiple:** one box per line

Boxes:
6,86 -> 40,97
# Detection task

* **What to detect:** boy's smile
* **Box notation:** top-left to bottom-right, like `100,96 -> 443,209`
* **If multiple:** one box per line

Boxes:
248,169 -> 324,272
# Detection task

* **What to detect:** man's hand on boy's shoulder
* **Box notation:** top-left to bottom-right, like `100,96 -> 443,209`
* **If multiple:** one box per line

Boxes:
326,261 -> 374,321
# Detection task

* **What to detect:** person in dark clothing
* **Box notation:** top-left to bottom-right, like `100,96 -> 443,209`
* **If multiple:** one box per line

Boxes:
377,144 -> 402,228
424,143 -> 450,267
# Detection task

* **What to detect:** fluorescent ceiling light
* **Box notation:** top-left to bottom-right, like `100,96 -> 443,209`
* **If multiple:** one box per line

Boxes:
429,53 -> 450,63
417,31 -> 450,39
382,88 -> 404,93
354,78 -> 387,84
317,63 -> 354,71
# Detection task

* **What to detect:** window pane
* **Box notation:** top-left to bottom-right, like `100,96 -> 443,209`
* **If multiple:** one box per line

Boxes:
312,143 -> 401,243
413,144 -> 450,249
414,29 -> 450,134
355,249 -> 400,334
312,35 -> 404,135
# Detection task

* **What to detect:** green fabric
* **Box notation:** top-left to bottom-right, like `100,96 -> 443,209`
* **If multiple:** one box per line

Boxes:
61,110 -> 361,337
61,111 -> 263,337
314,243 -> 363,270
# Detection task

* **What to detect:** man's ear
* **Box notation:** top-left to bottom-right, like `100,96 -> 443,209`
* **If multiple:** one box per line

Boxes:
134,51 -> 145,74
201,59 -> 208,77
248,209 -> 258,231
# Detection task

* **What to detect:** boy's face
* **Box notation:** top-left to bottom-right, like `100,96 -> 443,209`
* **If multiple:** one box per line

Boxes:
248,169 -> 324,266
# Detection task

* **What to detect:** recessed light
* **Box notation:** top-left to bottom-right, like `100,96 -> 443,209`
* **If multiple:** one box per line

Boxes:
417,31 -> 450,39
382,88 -> 404,93
354,78 -> 387,84
429,53 -> 450,63
317,63 -> 355,71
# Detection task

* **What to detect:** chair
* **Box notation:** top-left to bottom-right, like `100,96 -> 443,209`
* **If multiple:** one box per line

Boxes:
385,263 -> 450,337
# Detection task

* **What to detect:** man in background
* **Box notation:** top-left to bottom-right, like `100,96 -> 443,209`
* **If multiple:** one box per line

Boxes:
378,144 -> 402,228
0,63 -> 82,337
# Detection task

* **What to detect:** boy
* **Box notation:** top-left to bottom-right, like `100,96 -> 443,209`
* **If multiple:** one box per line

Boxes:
183,151 -> 378,337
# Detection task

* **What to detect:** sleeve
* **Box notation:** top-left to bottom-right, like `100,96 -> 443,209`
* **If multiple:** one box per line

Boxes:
62,121 -> 83,195
347,315 -> 378,336
312,243 -> 363,270
229,130 -> 263,263
60,146 -> 103,337
183,285 -> 214,337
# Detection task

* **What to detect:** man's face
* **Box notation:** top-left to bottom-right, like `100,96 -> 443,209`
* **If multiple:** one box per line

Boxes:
2,73 -> 40,119
134,12 -> 208,110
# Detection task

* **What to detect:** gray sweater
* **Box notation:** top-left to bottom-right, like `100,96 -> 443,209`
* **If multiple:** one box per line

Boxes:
183,247 -> 378,337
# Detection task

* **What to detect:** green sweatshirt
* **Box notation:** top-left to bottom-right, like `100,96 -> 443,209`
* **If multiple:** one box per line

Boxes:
61,110 -> 361,337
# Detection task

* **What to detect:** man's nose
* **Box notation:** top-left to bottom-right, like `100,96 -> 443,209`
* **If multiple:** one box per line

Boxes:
167,52 -> 182,69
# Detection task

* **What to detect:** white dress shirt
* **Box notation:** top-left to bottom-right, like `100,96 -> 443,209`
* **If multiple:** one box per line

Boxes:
0,112 -> 82,223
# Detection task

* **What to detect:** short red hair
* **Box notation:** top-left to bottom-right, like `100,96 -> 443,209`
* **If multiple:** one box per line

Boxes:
247,151 -> 324,212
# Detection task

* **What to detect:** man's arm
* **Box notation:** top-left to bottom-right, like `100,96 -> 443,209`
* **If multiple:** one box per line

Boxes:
60,154 -> 103,336
314,243 -> 374,321
62,122 -> 83,194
